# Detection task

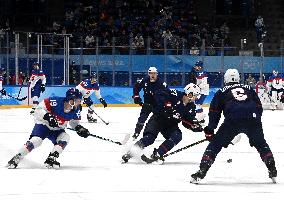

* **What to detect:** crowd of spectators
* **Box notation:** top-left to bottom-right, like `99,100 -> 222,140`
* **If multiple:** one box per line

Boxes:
0,0 -> 232,53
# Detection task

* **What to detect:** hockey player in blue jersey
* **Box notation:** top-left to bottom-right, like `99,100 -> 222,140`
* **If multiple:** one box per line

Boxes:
192,61 -> 209,124
29,62 -> 46,115
7,88 -> 91,169
122,83 -> 203,164
190,69 -> 277,184
132,67 -> 168,140
0,68 -> 6,96
76,71 -> 107,123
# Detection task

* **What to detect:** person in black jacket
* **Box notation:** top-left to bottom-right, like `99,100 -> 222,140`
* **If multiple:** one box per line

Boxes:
122,83 -> 203,164
132,67 -> 168,140
190,68 -> 277,184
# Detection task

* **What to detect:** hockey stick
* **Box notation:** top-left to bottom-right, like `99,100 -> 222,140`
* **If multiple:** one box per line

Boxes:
6,93 -> 27,101
163,138 -> 207,158
88,107 -> 109,125
92,110 -> 109,125
67,127 -> 130,145
141,138 -> 207,163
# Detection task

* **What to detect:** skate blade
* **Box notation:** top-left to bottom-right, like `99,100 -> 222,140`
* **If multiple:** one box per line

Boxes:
45,164 -> 60,169
6,163 -> 17,169
271,177 -> 277,184
190,177 -> 201,184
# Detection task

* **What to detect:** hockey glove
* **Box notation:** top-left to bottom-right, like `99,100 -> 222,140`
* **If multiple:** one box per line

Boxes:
204,126 -> 214,141
182,119 -> 203,132
133,95 -> 143,106
40,84 -> 45,93
43,113 -> 59,128
75,125 -> 90,138
0,88 -> 7,96
99,98 -> 107,108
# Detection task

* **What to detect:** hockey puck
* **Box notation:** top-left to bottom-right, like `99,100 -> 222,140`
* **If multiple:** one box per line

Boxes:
227,159 -> 232,163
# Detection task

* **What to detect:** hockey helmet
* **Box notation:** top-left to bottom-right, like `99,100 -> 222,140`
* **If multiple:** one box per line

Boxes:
194,61 -> 203,71
148,67 -> 158,82
65,88 -> 82,101
90,71 -> 97,83
273,70 -> 278,76
148,67 -> 158,73
224,69 -> 240,84
33,62 -> 39,69
184,83 -> 201,100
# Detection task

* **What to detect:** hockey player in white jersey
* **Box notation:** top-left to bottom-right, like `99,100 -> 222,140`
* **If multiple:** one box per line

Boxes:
192,61 -> 209,124
29,62 -> 46,114
0,68 -> 6,96
76,71 -> 107,123
6,88 -> 90,169
266,70 -> 284,109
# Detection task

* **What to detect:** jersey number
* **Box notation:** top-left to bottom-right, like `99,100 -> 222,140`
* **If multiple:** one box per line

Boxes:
231,88 -> 247,101
50,100 -> 57,106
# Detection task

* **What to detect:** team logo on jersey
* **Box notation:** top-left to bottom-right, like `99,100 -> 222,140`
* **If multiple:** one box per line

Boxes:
76,110 -> 81,118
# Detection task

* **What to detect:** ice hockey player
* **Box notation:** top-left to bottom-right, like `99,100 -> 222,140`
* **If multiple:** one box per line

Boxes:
192,61 -> 209,124
29,62 -> 46,115
6,88 -> 90,169
0,68 -> 6,96
122,83 -> 203,164
190,69 -> 277,184
132,66 -> 168,140
266,70 -> 284,110
76,71 -> 107,123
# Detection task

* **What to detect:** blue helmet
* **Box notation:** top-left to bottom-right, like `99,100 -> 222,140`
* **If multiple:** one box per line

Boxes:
65,88 -> 82,101
195,61 -> 203,67
193,61 -> 203,72
0,67 -> 5,73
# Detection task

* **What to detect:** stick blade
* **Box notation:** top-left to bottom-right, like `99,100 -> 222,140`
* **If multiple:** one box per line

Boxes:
120,134 -> 130,145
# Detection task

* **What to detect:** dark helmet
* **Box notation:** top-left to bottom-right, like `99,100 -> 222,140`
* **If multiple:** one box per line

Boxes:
65,88 -> 82,101
193,61 -> 203,72
195,61 -> 203,67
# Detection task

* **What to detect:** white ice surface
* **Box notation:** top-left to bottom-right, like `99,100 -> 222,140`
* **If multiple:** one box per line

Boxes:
0,107 -> 283,200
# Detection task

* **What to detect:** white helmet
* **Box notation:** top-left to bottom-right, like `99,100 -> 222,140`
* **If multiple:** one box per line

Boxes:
148,67 -> 158,73
224,69 -> 240,84
184,83 -> 201,97
273,70 -> 278,76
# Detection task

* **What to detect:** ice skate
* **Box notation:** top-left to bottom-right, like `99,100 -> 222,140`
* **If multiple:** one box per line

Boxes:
30,108 -> 36,115
141,148 -> 164,164
44,152 -> 60,169
266,158 -> 277,183
121,141 -> 144,163
7,153 -> 22,169
121,152 -> 132,163
87,115 -> 97,123
190,167 -> 208,184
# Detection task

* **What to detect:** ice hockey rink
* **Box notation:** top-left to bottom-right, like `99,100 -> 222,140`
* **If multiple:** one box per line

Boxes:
0,106 -> 283,200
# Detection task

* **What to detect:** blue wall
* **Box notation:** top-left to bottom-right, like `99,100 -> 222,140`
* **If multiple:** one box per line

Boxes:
0,86 -> 218,106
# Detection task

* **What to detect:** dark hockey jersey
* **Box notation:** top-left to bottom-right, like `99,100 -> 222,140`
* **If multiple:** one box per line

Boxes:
133,76 -> 168,105
152,89 -> 196,128
208,83 -> 263,130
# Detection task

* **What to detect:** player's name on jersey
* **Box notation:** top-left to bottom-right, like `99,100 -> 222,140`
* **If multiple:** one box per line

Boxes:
220,84 -> 251,92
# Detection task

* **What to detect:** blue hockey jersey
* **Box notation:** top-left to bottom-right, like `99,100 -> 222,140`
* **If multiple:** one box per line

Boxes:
208,83 -> 263,130
133,76 -> 168,105
153,89 -> 196,128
